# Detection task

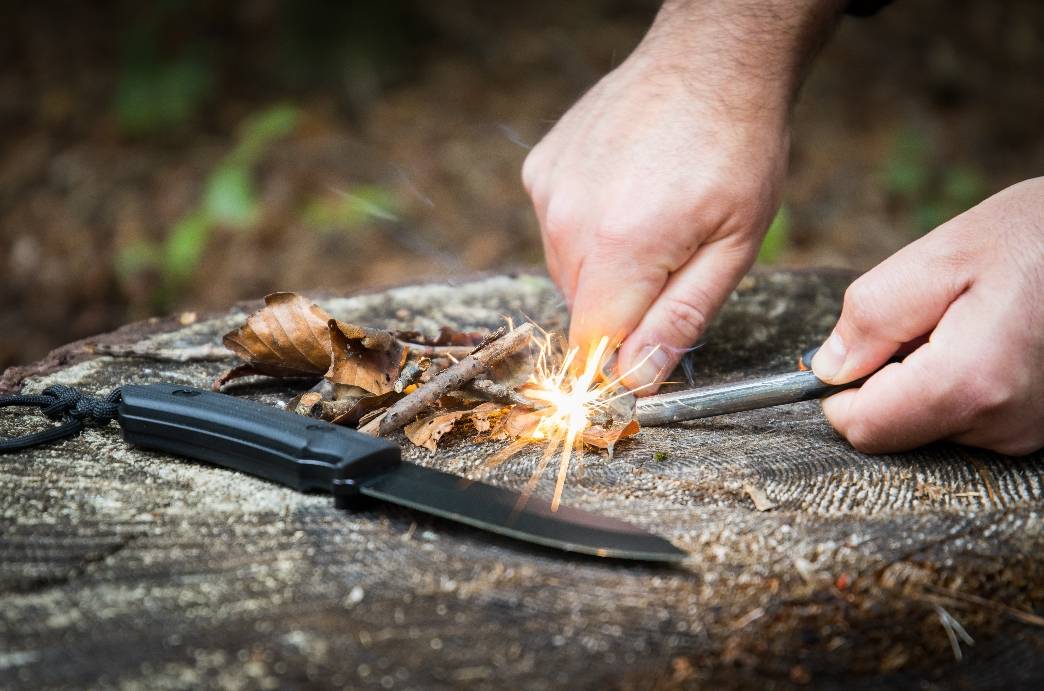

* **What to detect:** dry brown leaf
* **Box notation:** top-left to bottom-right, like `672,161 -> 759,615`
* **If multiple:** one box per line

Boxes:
326,319 -> 407,395
221,292 -> 333,381
217,292 -> 411,392
582,419 -> 640,449
490,406 -> 544,441
330,391 -> 405,427
404,410 -> 469,452
469,402 -> 507,434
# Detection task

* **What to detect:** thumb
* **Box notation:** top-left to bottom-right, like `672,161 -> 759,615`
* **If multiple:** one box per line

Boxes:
812,233 -> 969,384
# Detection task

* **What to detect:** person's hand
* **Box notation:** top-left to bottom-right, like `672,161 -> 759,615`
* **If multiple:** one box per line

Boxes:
812,178 -> 1044,455
523,0 -> 843,391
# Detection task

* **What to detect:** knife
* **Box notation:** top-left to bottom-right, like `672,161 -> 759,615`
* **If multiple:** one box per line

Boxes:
118,383 -> 685,563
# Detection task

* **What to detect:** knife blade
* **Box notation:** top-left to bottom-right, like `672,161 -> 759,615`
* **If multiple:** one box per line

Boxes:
118,383 -> 684,563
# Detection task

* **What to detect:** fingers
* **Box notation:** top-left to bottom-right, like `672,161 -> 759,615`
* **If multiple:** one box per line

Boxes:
567,239 -> 671,365
811,230 -> 972,385
820,289 -> 1036,455
820,343 -> 966,453
616,238 -> 756,392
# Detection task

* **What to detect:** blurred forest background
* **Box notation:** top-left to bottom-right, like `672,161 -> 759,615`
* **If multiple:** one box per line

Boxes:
1,0 -> 1042,370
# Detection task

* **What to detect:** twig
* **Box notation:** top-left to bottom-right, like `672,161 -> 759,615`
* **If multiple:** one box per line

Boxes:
464,378 -> 538,408
378,322 -> 535,435
394,358 -> 431,393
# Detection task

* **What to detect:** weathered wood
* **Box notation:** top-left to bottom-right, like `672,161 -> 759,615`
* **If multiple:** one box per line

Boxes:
1,271 -> 1042,690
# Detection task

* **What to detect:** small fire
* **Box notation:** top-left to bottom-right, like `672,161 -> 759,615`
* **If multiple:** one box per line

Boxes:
515,331 -> 658,511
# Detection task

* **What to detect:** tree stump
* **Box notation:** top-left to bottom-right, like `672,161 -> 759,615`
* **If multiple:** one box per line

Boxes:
2,270 -> 1042,690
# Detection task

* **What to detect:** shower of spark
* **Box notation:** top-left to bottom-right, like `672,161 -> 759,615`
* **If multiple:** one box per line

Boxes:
518,331 -> 659,511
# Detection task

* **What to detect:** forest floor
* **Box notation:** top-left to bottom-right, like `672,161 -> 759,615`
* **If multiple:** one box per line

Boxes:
1,0 -> 1041,370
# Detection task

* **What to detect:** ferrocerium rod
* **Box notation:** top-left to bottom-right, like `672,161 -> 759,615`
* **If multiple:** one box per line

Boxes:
635,369 -> 857,426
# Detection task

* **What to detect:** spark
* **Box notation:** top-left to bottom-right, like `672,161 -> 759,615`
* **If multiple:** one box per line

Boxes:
513,330 -> 658,511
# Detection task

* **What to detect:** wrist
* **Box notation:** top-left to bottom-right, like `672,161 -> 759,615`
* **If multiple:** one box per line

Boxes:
633,0 -> 844,123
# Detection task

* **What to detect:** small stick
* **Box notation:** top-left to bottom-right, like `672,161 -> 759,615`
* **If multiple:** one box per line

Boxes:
378,322 -> 535,435
394,358 -> 431,393
465,379 -> 538,408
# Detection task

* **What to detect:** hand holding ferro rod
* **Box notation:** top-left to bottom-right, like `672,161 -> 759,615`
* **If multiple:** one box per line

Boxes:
635,348 -> 867,426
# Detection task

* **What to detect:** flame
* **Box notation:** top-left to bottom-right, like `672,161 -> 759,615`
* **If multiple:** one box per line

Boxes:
518,331 -> 659,511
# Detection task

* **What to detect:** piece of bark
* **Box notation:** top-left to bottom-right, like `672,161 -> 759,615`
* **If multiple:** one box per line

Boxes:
378,322 -> 535,435
744,483 -> 778,512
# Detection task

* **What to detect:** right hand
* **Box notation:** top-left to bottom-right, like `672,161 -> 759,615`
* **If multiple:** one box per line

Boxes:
522,41 -> 791,392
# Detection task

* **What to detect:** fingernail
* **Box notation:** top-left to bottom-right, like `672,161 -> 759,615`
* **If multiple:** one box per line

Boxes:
625,345 -> 671,389
811,332 -> 846,381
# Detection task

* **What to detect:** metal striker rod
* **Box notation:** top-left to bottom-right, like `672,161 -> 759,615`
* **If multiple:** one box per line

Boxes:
635,369 -> 844,426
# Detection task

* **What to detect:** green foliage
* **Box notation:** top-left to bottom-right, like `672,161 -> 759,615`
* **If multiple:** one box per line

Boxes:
116,104 -> 298,310
653,451 -> 669,462
203,165 -> 258,228
303,186 -> 401,234
115,55 -> 213,135
163,211 -> 210,280
882,127 -> 988,235
757,205 -> 791,264
112,1 -> 215,135
883,128 -> 932,202
235,105 -> 300,164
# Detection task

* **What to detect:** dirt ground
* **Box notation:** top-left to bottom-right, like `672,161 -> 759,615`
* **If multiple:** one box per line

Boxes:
2,0 -> 1042,370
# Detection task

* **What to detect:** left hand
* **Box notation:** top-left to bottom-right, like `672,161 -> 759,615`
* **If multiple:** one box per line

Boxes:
812,177 -> 1044,456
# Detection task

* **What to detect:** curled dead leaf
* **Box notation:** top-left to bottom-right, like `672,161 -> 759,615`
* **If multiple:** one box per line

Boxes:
330,391 -> 405,427
326,320 -> 407,395
222,292 -> 333,379
404,410 -> 469,452
215,292 -> 410,393
582,419 -> 640,449
469,402 -> 507,434
490,406 -> 544,441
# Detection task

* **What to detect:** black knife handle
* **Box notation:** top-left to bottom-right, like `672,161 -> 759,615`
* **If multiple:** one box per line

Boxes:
117,384 -> 400,500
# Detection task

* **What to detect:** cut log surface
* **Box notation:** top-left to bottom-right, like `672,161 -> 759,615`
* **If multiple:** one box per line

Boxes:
2,271 -> 1042,690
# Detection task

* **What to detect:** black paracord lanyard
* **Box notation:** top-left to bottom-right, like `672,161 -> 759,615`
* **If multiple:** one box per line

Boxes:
0,385 -> 122,452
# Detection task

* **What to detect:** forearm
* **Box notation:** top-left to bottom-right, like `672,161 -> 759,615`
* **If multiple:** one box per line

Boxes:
635,0 -> 845,121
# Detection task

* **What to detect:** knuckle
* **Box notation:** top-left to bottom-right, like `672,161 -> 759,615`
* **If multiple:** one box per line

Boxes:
659,290 -> 712,345
543,198 -> 582,244
520,147 -> 543,193
840,281 -> 880,335
591,215 -> 662,256
962,371 -> 1014,417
